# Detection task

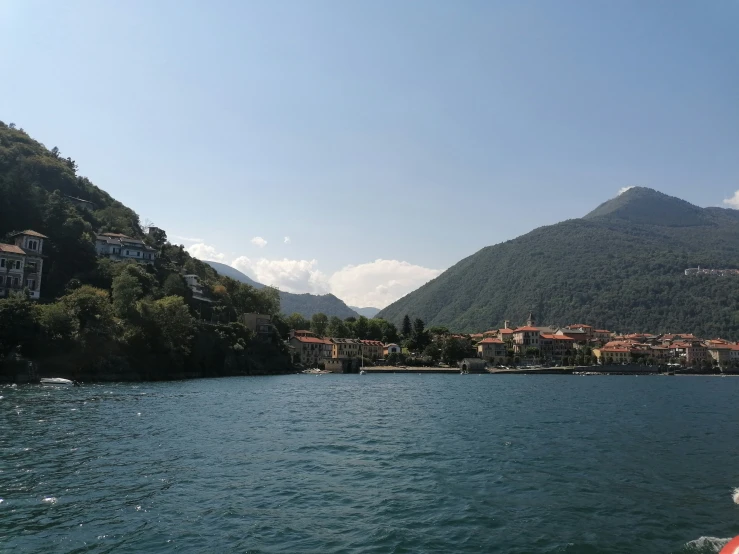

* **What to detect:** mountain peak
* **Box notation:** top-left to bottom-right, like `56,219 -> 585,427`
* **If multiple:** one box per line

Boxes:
583,187 -> 708,226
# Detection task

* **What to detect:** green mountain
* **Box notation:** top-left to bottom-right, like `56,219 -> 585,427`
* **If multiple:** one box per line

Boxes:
204,261 -> 359,319
377,188 -> 739,338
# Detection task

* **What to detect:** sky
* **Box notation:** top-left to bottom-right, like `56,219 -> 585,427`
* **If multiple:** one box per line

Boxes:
1,0 -> 738,308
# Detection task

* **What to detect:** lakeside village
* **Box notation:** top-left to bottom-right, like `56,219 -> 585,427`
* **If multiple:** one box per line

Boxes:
287,311 -> 739,375
2,228 -> 739,377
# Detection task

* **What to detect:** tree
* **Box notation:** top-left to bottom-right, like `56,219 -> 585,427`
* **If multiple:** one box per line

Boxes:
401,314 -> 412,338
428,326 -> 450,336
327,316 -> 349,338
285,313 -> 310,331
423,342 -> 441,363
163,274 -> 187,297
525,347 -> 540,359
441,337 -> 471,365
354,316 -> 369,339
311,313 -> 329,336
36,302 -> 77,344
112,271 -> 144,318
412,318 -> 430,351
60,285 -> 115,340
147,227 -> 167,248
137,296 -> 195,363
0,294 -> 38,357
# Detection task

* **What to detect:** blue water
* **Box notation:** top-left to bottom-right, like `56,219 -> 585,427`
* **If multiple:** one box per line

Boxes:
2,374 -> 739,553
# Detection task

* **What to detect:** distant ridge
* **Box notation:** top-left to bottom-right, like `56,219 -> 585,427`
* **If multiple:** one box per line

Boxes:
377,187 -> 739,338
350,306 -> 380,318
204,261 -> 359,319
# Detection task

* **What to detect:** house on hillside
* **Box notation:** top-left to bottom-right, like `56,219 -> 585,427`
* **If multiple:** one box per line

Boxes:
0,230 -> 47,300
241,313 -> 274,340
64,195 -> 95,211
539,334 -> 575,362
184,274 -> 213,304
95,233 -> 157,264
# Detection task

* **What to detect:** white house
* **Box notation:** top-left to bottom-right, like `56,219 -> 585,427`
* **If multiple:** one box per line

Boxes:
95,233 -> 157,264
0,230 -> 47,300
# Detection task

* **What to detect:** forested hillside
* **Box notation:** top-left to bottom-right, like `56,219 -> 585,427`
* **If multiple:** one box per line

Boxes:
0,121 -> 290,380
378,188 -> 739,338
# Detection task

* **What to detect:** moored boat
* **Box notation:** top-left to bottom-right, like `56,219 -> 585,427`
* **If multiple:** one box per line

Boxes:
40,378 -> 74,386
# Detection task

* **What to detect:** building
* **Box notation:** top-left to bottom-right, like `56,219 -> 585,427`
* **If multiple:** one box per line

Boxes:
331,338 -> 362,359
512,326 -> 540,354
539,334 -> 575,362
670,342 -> 707,365
64,195 -> 95,210
477,337 -> 507,364
183,274 -> 213,304
289,331 -> 333,367
459,358 -> 487,373
0,230 -> 47,300
95,233 -> 157,264
593,343 -> 631,364
706,343 -> 732,366
360,340 -> 384,361
241,313 -> 273,339
593,329 -> 612,341
384,343 -> 401,357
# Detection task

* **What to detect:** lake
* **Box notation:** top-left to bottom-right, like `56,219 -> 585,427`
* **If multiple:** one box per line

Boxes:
2,374 -> 738,553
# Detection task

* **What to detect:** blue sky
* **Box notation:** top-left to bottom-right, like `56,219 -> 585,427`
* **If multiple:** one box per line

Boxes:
1,0 -> 738,307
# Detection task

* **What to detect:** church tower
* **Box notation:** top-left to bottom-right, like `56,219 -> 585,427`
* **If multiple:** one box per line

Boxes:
526,312 -> 535,327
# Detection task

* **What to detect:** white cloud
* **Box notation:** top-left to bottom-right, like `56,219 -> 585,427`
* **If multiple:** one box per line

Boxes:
329,259 -> 442,308
170,234 -> 203,244
228,256 -> 442,308
251,236 -> 268,248
186,243 -> 225,262
723,190 -> 739,209
617,186 -> 635,196
232,256 -> 329,294
284,236 -> 291,244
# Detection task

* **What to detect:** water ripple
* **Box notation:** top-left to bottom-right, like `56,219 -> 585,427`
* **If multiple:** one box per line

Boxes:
2,376 -> 739,553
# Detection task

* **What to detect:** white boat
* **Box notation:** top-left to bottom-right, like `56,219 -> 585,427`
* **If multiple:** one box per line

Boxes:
40,378 -> 74,385
359,370 -> 366,375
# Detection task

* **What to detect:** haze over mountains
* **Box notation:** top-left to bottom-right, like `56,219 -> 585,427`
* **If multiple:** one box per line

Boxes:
204,261 -> 378,319
377,188 -> 739,338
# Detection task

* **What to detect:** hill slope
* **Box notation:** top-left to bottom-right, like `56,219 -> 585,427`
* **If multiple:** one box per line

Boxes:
377,188 -> 739,338
204,261 -> 359,319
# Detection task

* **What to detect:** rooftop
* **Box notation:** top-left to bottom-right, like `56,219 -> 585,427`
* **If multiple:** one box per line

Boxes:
0,243 -> 26,255
11,230 -> 48,239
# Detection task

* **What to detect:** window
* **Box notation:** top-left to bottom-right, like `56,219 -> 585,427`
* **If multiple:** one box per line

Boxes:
126,250 -> 130,255
28,240 -> 37,250
0,258 -> 4,268
26,279 -> 35,290
13,277 -> 19,286
15,260 -> 21,270
137,251 -> 140,257
5,276 -> 10,286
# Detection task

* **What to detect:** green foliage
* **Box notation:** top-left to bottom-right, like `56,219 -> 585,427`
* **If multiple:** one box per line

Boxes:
441,337 -> 474,365
311,313 -> 329,336
285,312 -> 311,331
0,294 -> 38,357
378,188 -> 739,338
401,314 -> 412,337
327,316 -> 350,338
163,273 -> 187,297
